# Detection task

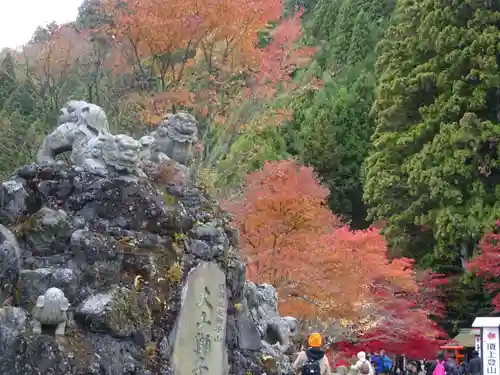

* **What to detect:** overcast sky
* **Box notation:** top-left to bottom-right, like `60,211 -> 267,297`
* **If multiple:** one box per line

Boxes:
0,0 -> 82,49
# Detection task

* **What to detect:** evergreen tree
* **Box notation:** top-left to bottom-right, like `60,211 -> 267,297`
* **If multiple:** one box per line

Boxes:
347,10 -> 373,66
289,0 -> 394,226
0,53 -> 17,110
299,71 -> 375,227
364,0 -> 500,266
308,0 -> 341,40
329,0 -> 368,66
76,0 -> 112,29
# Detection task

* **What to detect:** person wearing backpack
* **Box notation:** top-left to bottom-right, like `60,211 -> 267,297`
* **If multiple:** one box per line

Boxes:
352,351 -> 375,375
433,351 -> 448,375
430,351 -> 458,375
293,333 -> 331,375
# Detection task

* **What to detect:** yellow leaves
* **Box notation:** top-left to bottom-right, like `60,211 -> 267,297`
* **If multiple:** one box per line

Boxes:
134,275 -> 144,291
166,262 -> 182,284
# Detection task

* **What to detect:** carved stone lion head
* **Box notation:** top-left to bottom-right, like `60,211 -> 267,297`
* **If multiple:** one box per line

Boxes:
100,134 -> 141,172
57,100 -> 88,125
157,112 -> 198,143
58,100 -> 111,135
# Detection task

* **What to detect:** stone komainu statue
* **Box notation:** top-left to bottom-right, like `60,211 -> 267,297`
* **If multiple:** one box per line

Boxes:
37,101 -> 199,176
32,287 -> 69,336
150,112 -> 198,166
37,100 -> 111,165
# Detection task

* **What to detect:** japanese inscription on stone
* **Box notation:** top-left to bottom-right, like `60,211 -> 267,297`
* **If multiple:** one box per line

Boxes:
172,261 -> 228,375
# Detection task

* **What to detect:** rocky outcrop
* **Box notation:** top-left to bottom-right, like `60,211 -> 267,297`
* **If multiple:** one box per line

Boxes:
0,102 -> 298,375
0,162 -> 298,375
0,163 -> 187,375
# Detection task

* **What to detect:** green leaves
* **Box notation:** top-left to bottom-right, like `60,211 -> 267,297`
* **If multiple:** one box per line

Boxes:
287,0 -> 394,227
364,0 -> 500,266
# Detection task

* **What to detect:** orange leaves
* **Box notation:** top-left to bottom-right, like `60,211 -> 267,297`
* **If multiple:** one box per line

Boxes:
103,0 -> 192,53
222,159 -> 342,314
154,89 -> 195,108
102,0 -> 284,77
224,159 -> 442,335
101,0 -> 200,83
303,227 -> 419,323
132,89 -> 195,125
24,26 -> 84,78
256,10 -> 317,94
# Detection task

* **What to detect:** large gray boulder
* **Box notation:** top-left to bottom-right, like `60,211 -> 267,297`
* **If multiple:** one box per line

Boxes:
0,163 -> 194,375
0,160 -> 295,375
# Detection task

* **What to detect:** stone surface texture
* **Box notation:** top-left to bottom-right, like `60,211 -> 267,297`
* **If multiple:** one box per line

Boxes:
0,101 -> 298,375
171,261 -> 228,375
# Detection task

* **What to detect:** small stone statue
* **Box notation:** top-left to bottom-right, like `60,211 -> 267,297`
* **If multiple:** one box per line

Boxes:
138,135 -> 155,162
37,100 -> 111,165
89,134 -> 146,177
32,287 -> 69,336
149,112 -> 198,166
243,282 -> 299,354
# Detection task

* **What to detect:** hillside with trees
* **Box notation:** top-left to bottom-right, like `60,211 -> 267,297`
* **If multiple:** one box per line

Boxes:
1,0 -> 500,352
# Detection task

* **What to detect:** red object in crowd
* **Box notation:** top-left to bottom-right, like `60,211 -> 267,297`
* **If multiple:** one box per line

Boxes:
336,359 -> 351,367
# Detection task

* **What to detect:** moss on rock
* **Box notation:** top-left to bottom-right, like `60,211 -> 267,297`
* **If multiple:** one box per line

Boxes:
106,288 -> 152,338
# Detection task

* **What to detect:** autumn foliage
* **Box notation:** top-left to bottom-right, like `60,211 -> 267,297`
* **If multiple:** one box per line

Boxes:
469,221 -> 500,310
336,266 -> 447,357
100,0 -> 314,131
101,0 -> 283,77
222,159 -> 341,287
256,10 -> 317,96
225,159 -> 446,354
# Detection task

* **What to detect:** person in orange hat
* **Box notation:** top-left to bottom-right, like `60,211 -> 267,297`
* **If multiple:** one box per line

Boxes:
293,332 -> 331,375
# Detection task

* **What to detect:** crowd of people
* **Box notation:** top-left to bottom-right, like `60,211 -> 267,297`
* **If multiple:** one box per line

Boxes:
293,332 -> 483,375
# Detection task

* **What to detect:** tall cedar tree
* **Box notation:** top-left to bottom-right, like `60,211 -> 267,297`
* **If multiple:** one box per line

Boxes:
0,52 -> 16,109
289,0 -> 394,228
364,0 -> 500,267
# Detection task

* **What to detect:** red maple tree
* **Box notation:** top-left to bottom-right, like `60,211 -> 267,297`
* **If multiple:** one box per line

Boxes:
222,159 -> 342,297
225,159 -> 446,354
469,220 -> 500,310
101,1 -> 314,135
256,10 -> 317,97
334,262 -> 447,358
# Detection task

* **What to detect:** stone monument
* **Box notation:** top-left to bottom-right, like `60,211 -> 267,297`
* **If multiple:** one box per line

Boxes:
171,261 -> 228,375
36,101 -> 199,179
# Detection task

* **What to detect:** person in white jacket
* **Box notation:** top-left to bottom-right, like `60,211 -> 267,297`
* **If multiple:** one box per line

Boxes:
352,351 -> 375,375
